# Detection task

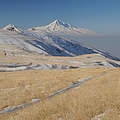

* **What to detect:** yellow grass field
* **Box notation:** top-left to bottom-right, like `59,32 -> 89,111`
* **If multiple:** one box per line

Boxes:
0,67 -> 120,120
0,68 -> 108,109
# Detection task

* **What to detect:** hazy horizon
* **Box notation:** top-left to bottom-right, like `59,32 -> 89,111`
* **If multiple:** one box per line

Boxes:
80,36 -> 120,58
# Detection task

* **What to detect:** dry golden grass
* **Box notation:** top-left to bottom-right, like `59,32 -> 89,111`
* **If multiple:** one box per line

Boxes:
0,68 -> 120,120
0,68 -> 108,110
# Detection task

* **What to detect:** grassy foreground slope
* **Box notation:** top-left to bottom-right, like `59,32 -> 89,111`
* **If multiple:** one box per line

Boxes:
0,68 -> 107,110
0,68 -> 120,120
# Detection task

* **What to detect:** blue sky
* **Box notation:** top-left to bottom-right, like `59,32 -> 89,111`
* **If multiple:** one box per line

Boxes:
0,0 -> 120,34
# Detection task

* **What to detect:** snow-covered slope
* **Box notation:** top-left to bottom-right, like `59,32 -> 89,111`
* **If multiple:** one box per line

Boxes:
0,30 -> 48,55
0,29 -> 97,56
28,19 -> 96,36
0,28 -> 118,60
21,30 -> 98,56
24,29 -> 120,60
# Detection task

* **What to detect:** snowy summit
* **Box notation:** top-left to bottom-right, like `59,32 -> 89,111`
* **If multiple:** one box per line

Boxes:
28,19 -> 96,36
44,19 -> 73,32
3,24 -> 21,32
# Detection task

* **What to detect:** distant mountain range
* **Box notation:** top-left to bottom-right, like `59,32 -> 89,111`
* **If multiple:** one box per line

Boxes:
0,20 -> 119,61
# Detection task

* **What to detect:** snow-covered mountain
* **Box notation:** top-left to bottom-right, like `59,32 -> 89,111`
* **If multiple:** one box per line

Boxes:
0,21 -> 119,61
0,29 -> 97,56
3,24 -> 21,33
28,19 -> 96,36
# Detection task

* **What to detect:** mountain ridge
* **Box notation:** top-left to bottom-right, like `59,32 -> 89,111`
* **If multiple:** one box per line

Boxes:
28,19 -> 96,36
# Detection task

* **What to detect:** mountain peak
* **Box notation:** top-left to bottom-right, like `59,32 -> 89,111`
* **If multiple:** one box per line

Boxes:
3,24 -> 20,32
52,19 -> 64,25
47,19 -> 72,28
28,19 -> 96,36
53,19 -> 61,24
